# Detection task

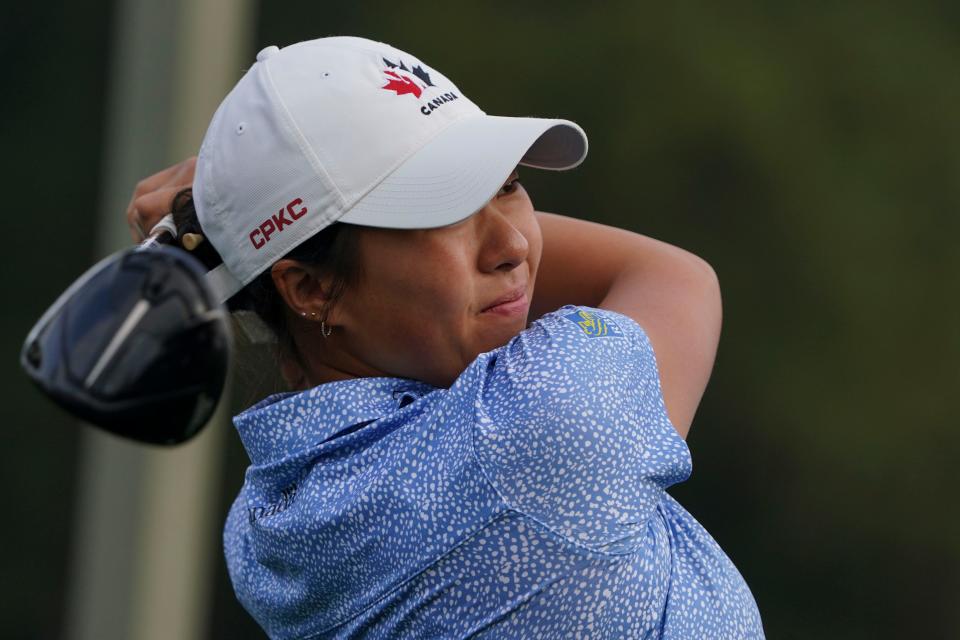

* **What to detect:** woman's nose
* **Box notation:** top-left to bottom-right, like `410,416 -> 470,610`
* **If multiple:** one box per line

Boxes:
476,202 -> 530,273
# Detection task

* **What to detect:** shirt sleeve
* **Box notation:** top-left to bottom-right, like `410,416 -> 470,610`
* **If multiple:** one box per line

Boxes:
472,304 -> 692,554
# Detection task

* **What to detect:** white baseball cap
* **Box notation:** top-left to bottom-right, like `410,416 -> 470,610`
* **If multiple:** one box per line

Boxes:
194,36 -> 588,303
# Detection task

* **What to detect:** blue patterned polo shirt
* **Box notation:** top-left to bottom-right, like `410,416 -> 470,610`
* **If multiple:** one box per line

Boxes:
224,304 -> 765,639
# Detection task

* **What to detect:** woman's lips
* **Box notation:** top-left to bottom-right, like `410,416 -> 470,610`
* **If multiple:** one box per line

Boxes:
481,289 -> 529,316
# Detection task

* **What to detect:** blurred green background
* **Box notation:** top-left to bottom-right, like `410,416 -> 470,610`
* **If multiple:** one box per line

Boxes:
3,0 -> 958,638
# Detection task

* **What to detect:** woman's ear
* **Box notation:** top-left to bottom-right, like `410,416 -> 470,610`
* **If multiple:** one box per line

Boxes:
270,259 -> 333,318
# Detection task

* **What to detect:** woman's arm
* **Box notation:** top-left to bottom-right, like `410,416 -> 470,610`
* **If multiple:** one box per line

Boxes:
530,211 -> 722,440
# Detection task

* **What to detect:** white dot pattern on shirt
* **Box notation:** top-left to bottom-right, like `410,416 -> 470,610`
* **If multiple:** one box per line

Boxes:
224,305 -> 765,639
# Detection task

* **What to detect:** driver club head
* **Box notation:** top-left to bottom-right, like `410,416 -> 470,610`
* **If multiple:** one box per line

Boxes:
21,244 -> 231,445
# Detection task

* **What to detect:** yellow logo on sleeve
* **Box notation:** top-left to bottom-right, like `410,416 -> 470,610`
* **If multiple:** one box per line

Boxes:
562,308 -> 624,338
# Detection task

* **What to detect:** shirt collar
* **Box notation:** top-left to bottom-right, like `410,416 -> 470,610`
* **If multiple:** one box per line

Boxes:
233,376 -> 437,466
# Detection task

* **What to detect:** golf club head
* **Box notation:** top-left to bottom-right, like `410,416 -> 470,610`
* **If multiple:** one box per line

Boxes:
21,244 -> 231,445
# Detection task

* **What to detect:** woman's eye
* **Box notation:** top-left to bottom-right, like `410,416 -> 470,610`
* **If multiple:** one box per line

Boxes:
498,177 -> 520,197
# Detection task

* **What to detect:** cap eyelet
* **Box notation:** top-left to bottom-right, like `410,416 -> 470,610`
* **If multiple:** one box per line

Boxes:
236,122 -> 247,135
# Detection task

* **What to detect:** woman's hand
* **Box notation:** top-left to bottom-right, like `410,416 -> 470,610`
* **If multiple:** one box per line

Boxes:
125,156 -> 197,242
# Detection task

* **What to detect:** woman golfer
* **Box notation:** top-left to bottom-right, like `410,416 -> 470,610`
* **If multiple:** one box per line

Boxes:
127,36 -> 764,639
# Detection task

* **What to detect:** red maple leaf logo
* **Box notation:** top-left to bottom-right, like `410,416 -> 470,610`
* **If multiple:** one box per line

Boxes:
382,70 -> 422,98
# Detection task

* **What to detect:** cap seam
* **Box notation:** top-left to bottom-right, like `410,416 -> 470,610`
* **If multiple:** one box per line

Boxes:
262,57 -> 347,209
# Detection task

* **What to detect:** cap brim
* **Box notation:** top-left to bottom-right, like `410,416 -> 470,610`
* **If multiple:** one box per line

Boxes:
336,114 -> 588,229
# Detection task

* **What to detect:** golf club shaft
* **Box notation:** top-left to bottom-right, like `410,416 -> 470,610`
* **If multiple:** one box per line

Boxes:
137,213 -> 178,251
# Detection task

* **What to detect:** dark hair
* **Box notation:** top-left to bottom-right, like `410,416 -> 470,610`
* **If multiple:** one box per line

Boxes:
170,188 -> 363,383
